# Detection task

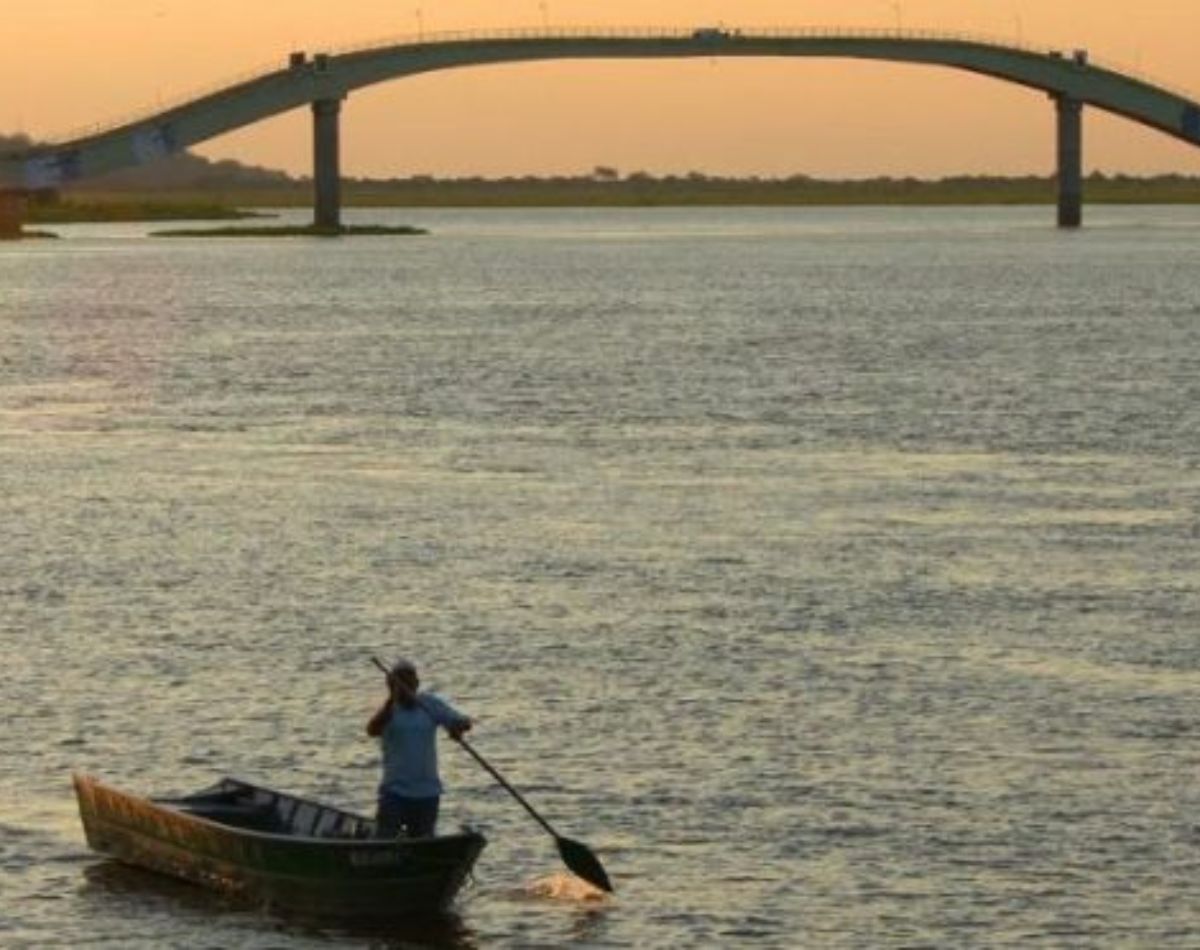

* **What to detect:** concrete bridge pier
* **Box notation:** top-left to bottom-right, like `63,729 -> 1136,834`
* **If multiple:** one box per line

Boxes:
312,97 -> 344,231
1055,94 -> 1083,229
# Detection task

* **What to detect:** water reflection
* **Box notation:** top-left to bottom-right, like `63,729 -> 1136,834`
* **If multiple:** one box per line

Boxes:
304,914 -> 477,950
79,860 -> 479,948
80,860 -> 247,917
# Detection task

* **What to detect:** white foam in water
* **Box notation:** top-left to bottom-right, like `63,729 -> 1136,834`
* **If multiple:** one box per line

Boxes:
524,872 -> 611,903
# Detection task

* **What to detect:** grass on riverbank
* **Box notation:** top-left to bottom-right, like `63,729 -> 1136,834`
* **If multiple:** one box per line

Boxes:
0,229 -> 58,240
152,223 -> 428,237
28,198 -> 265,224
323,174 -> 1200,208
35,174 -> 1200,223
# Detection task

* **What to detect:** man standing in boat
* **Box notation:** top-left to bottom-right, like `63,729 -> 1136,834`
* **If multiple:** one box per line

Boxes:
367,658 -> 472,838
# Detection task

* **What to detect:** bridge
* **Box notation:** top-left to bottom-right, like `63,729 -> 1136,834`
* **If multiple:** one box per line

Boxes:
3,26 -> 1200,233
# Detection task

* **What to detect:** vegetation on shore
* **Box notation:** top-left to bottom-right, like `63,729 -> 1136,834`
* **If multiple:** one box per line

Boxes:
26,192 -> 264,224
39,172 -> 1200,220
152,223 -> 427,238
333,171 -> 1200,207
6,134 -> 1199,218
0,229 -> 58,241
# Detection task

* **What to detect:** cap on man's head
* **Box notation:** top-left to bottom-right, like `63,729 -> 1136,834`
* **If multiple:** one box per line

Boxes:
390,658 -> 417,676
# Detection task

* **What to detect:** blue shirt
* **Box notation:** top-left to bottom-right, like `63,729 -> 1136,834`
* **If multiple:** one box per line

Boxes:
378,693 -> 469,800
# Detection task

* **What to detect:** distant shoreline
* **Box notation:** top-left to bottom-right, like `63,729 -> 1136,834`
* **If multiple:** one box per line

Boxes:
152,223 -> 427,238
27,199 -> 266,224
26,174 -> 1200,223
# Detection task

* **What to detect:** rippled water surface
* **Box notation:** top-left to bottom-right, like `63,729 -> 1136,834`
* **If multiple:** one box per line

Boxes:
2,207 -> 1199,948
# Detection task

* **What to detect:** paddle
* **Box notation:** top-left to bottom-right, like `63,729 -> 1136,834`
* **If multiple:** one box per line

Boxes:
370,656 -> 613,893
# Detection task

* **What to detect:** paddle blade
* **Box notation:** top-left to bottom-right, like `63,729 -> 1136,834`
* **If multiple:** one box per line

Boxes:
556,836 -> 613,893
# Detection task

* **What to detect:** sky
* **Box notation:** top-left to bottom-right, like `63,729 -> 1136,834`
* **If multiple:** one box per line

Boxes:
5,1 -> 1200,179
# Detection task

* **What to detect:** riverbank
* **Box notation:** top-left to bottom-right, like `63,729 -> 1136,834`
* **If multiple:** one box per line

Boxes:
152,223 -> 427,238
0,229 -> 57,241
41,173 -> 1200,220
27,198 -> 265,224
334,174 -> 1200,207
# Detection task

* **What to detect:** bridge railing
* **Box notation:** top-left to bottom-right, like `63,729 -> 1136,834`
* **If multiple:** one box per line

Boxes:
21,25 -> 1199,151
331,24 -> 1053,57
335,24 -> 1197,102
38,57 -> 291,148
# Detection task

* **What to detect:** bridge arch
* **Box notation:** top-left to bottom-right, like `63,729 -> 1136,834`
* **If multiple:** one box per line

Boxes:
4,28 -> 1199,229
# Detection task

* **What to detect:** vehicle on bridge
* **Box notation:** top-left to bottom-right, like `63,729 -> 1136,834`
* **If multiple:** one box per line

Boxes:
692,28 -> 733,43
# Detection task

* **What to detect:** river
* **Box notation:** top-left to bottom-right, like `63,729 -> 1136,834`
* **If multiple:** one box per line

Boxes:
2,206 -> 1199,947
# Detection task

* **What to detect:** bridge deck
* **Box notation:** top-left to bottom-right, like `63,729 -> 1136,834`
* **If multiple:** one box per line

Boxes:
3,28 -> 1198,191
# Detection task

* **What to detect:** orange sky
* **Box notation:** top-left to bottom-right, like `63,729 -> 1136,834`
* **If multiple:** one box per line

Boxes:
6,1 -> 1200,178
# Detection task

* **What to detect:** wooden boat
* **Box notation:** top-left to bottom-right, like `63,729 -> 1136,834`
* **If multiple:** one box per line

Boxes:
73,773 -> 485,921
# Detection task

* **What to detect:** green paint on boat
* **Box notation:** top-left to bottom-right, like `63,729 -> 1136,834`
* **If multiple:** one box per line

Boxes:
73,773 -> 485,921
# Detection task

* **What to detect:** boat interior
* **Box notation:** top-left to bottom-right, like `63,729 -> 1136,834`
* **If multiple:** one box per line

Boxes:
158,778 -> 377,839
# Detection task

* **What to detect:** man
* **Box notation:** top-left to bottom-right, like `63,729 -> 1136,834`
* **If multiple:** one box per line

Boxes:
366,658 -> 472,838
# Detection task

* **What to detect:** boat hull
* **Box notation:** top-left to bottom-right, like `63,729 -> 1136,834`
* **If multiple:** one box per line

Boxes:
73,773 -> 485,921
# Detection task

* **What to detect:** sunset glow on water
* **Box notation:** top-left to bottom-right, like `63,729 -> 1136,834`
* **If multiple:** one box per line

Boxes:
3,206 -> 1199,946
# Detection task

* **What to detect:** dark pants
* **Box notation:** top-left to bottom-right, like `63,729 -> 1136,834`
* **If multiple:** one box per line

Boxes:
376,793 -> 440,839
